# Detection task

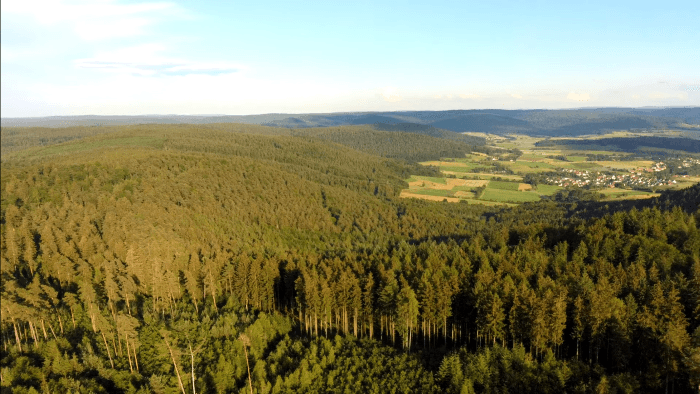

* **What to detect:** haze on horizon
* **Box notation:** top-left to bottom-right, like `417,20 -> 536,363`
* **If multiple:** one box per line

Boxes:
2,0 -> 699,118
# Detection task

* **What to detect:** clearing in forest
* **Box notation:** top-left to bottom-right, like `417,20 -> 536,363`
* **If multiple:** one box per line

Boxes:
399,190 -> 460,202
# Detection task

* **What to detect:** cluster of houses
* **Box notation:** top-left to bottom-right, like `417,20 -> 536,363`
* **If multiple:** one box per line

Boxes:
678,158 -> 700,168
543,168 -> 675,189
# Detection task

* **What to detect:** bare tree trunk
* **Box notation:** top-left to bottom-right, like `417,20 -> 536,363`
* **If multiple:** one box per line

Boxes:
57,313 -> 64,334
211,283 -> 218,313
48,323 -> 58,340
239,334 -> 254,394
132,339 -> 140,372
70,306 -> 76,328
189,343 -> 196,394
126,294 -> 132,316
354,308 -> 358,337
164,337 -> 187,394
101,332 -> 114,368
40,320 -> 48,340
29,321 -> 38,348
13,323 -> 22,352
117,331 -> 123,356
112,335 -> 118,358
125,334 -> 134,373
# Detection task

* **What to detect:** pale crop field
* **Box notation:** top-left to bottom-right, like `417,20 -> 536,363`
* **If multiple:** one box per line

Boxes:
594,160 -> 655,170
488,180 -> 521,191
465,173 -> 523,181
534,184 -> 562,196
400,191 -> 460,202
502,160 -> 556,173
598,188 -> 659,200
481,188 -> 542,203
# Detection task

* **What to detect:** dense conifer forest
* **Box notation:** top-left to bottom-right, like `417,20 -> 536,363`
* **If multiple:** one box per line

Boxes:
1,124 -> 699,393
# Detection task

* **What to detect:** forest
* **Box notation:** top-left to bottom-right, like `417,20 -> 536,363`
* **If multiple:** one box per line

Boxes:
536,137 -> 700,154
1,123 -> 699,393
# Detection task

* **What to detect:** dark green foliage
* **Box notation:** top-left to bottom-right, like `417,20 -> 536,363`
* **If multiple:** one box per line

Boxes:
536,136 -> 700,154
291,126 -> 481,162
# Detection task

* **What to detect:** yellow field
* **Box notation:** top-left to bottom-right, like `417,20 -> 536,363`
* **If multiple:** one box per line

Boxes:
598,188 -> 660,201
454,191 -> 476,198
594,160 -> 654,170
462,200 -> 518,207
400,191 -> 460,202
675,176 -> 700,183
420,161 -> 472,167
441,170 -> 472,177
460,173 -> 523,181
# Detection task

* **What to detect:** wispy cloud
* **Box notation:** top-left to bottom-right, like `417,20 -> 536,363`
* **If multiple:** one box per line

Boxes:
567,91 -> 590,101
510,93 -> 523,99
2,0 -> 185,41
75,44 -> 243,76
380,87 -> 402,102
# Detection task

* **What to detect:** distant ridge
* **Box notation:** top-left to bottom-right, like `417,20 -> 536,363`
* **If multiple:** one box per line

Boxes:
3,108 -> 699,137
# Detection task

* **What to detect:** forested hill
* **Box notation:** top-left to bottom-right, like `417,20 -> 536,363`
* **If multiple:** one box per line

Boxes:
1,125 -> 699,393
1,123 -> 484,162
290,125 -> 484,162
4,107 -> 699,136
537,136 -> 700,154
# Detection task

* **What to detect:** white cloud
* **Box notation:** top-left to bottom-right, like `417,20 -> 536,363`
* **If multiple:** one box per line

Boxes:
511,93 -> 523,99
2,0 -> 183,41
567,91 -> 590,101
74,44 -> 243,76
380,87 -> 402,102
648,91 -> 688,100
459,93 -> 480,99
21,70 -> 357,116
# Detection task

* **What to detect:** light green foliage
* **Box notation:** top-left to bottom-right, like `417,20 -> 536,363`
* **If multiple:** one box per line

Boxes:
438,346 -> 571,394
266,336 -> 438,394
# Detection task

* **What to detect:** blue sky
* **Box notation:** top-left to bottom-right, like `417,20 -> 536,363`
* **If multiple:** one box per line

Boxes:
2,0 -> 698,117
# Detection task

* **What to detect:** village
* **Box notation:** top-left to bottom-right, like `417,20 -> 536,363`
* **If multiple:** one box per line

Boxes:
542,161 -> 680,190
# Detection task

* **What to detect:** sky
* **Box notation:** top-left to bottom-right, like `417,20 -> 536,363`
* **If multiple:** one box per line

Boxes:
2,0 -> 699,117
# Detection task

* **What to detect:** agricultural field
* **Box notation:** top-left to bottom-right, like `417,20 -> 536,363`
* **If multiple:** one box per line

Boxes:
488,180 -> 521,191
419,160 -> 480,174
466,173 -> 523,181
598,188 -> 660,200
566,155 -> 588,162
534,184 -> 563,196
501,160 -> 556,173
406,175 -> 447,185
402,130 -> 700,205
594,160 -> 655,170
402,175 -> 544,205
480,188 -> 542,203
